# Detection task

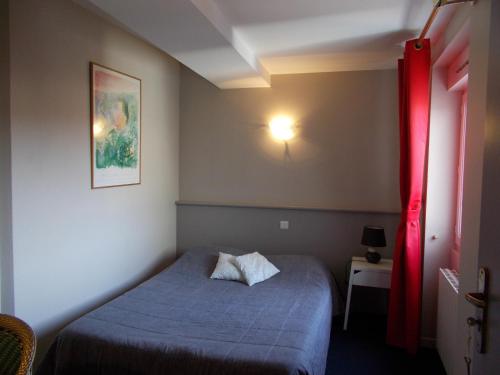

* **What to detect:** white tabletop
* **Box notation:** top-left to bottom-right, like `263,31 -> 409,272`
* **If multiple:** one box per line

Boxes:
351,256 -> 393,272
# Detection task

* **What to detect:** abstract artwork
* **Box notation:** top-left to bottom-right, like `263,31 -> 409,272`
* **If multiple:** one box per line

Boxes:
90,62 -> 141,188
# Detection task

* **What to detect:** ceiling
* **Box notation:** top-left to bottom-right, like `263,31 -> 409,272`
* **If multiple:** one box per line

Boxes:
79,0 -> 452,89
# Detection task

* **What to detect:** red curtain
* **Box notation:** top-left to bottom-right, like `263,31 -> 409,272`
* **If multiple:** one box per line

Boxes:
387,39 -> 431,354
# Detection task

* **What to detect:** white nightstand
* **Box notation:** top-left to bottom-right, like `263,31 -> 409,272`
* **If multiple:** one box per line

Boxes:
343,256 -> 393,330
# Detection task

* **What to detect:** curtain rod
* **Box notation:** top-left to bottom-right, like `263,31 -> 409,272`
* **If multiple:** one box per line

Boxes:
415,0 -> 476,49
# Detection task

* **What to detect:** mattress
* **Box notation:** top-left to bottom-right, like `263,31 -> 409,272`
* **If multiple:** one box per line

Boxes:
37,247 -> 334,375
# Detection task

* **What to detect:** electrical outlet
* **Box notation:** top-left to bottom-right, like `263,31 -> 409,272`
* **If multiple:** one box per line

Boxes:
280,220 -> 289,230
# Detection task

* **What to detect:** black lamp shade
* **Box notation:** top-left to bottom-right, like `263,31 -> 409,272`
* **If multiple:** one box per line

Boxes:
361,226 -> 386,247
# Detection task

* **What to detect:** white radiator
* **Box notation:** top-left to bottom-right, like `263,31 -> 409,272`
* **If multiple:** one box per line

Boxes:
437,268 -> 459,374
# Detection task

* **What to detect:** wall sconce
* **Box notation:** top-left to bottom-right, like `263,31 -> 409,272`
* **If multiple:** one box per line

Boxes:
269,115 -> 295,142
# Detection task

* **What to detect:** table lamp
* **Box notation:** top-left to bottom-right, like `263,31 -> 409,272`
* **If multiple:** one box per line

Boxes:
361,226 -> 386,264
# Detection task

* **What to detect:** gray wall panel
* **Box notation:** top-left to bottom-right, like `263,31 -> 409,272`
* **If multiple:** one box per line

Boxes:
178,203 -> 400,313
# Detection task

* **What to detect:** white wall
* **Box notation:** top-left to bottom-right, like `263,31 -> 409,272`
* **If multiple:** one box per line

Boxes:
423,67 -> 461,344
9,0 -> 179,347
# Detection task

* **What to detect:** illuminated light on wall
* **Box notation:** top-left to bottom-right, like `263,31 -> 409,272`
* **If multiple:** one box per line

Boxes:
269,115 -> 295,141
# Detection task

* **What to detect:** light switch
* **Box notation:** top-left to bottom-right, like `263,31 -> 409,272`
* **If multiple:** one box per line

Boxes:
280,220 -> 289,230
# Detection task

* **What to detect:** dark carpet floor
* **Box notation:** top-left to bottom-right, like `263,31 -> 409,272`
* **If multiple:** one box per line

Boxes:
326,314 -> 446,375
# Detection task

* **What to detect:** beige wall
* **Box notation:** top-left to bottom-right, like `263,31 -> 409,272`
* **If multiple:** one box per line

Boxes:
9,0 -> 179,353
0,0 -> 14,314
180,67 -> 400,213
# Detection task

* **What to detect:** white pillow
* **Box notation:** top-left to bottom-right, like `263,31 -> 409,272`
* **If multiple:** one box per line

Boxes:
234,252 -> 280,286
210,252 -> 244,282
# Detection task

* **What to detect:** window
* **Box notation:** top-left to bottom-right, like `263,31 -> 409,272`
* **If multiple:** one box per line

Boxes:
452,90 -> 467,271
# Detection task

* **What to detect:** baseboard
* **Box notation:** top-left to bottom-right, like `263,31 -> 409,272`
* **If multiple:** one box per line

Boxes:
421,336 -> 436,348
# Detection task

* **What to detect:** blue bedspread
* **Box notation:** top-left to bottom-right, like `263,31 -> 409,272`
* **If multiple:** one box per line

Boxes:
37,247 -> 333,375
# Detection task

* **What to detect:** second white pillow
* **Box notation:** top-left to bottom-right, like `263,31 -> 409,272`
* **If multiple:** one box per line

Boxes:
234,252 -> 280,286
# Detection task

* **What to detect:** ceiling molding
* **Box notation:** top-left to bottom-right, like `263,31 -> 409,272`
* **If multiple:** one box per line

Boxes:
79,0 -> 270,89
77,0 -> 471,89
189,0 -> 270,86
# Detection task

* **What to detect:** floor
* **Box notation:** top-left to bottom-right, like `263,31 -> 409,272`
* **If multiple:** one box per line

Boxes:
326,314 -> 446,375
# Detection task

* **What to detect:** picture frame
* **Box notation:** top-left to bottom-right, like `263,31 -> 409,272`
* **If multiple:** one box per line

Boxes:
90,62 -> 141,188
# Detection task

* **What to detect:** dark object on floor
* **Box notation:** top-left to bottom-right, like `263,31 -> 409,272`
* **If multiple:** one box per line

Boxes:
0,313 -> 37,375
326,314 -> 446,375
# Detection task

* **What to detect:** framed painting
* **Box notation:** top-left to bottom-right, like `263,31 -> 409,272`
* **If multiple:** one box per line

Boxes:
90,62 -> 141,188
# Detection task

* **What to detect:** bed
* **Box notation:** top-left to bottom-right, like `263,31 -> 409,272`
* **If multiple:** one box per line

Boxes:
37,247 -> 334,375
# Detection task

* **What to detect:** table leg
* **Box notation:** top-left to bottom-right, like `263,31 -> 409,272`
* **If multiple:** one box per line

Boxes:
343,270 -> 354,330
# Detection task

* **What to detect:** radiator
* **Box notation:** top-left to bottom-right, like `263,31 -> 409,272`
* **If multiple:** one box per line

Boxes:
437,268 -> 459,374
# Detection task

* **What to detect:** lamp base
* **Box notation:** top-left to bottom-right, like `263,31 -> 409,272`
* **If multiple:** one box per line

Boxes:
365,250 -> 381,264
